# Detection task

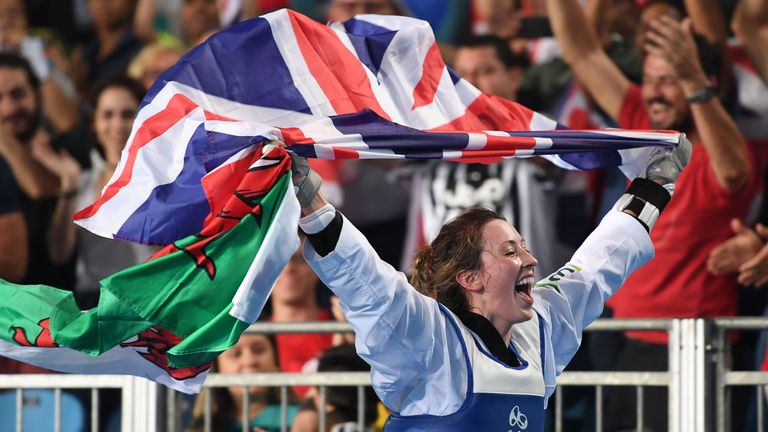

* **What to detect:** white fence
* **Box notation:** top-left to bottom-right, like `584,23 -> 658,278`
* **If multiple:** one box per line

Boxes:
1,318 -> 767,432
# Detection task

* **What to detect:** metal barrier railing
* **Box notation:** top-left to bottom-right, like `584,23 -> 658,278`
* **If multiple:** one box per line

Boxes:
712,317 -> 768,432
2,317 -> 768,432
193,372 -> 371,432
238,318 -> 682,432
0,374 -> 136,432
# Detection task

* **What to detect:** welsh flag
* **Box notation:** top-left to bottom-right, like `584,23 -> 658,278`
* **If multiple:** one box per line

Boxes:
0,145 -> 299,393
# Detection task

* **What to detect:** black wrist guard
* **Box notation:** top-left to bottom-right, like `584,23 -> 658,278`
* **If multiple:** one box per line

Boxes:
614,178 -> 672,231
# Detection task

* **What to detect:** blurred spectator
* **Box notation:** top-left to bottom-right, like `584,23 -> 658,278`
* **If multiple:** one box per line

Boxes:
0,0 -> 80,133
31,75 -> 155,309
270,243 -> 333,397
127,41 -> 185,90
0,54 -> 75,286
0,53 -> 69,374
72,0 -> 144,95
710,0 -> 768,286
732,0 -> 768,85
546,0 -> 761,430
180,0 -> 220,46
402,36 -> 562,278
134,0 -> 220,48
453,36 -> 527,99
471,0 -> 558,62
323,0 -> 411,268
325,0 -> 404,22
330,296 -> 355,346
517,0 -> 642,116
24,0 -> 78,45
189,333 -> 299,432
290,344 -> 379,432
0,157 -> 27,282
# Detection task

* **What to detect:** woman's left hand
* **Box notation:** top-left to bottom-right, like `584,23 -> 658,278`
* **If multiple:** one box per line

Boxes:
707,218 -> 763,275
738,224 -> 768,287
30,131 -> 81,193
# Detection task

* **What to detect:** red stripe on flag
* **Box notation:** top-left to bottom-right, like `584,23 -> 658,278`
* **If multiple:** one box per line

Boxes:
287,11 -> 391,120
204,110 -> 237,121
330,147 -> 361,159
74,93 -> 199,220
412,42 -> 444,109
430,94 -> 534,132
450,151 -> 505,164
278,127 -> 317,145
483,132 -> 536,150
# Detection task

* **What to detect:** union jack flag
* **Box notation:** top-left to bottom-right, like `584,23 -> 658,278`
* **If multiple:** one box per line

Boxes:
73,9 -> 681,246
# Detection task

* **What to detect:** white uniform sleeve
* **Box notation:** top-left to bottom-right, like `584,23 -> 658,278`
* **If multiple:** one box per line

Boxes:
532,210 -> 654,401
303,215 -> 469,416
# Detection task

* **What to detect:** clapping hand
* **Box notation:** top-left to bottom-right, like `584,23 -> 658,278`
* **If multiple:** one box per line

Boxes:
707,218 -> 768,288
736,224 -> 768,287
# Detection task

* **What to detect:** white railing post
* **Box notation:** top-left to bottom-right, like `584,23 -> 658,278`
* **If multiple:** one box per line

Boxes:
121,376 -> 160,432
669,319 -> 682,432
694,319 -> 709,432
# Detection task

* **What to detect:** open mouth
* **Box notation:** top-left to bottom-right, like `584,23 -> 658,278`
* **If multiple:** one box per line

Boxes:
515,276 -> 534,297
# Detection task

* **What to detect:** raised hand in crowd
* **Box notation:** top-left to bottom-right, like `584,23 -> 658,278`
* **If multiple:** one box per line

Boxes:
736,224 -> 768,287
0,0 -> 78,133
644,15 -> 750,193
732,0 -> 768,84
0,120 -> 59,201
709,219 -> 768,288
30,131 -> 80,266
707,219 -> 763,277
645,17 -> 709,97
30,131 -> 80,200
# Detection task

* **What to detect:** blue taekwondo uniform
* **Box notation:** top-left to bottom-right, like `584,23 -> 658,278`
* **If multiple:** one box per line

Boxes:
303,209 -> 653,431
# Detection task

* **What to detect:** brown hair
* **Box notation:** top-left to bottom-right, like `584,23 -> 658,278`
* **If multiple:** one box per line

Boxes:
411,208 -> 505,314
188,332 -> 296,432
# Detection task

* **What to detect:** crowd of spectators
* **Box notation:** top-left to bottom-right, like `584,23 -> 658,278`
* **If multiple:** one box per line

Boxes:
0,0 -> 767,431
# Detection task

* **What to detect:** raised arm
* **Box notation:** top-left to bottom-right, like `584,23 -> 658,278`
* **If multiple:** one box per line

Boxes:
535,138 -> 690,377
293,154 -> 468,416
684,0 -> 728,45
732,0 -> 768,84
30,136 -> 80,265
647,16 -> 751,193
300,193 -> 468,416
545,0 -> 630,120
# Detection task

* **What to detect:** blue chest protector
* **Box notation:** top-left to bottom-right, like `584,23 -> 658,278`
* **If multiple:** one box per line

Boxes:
384,307 -> 547,432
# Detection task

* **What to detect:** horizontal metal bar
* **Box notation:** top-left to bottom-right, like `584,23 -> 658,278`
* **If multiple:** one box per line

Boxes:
204,372 -> 372,387
711,317 -> 768,330
583,319 -> 673,331
556,372 -> 670,386
246,321 -> 353,334
206,370 -> 671,388
723,372 -> 768,385
247,318 -> 674,335
0,375 -> 126,389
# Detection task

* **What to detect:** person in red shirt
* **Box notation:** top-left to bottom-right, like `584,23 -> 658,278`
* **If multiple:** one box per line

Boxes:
546,0 -> 760,430
269,241 -> 334,398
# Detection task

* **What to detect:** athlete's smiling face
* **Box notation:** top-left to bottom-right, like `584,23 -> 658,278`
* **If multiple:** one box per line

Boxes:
465,219 -> 538,334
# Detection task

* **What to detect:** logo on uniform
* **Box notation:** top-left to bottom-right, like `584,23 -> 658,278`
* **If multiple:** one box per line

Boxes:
508,405 -> 528,431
